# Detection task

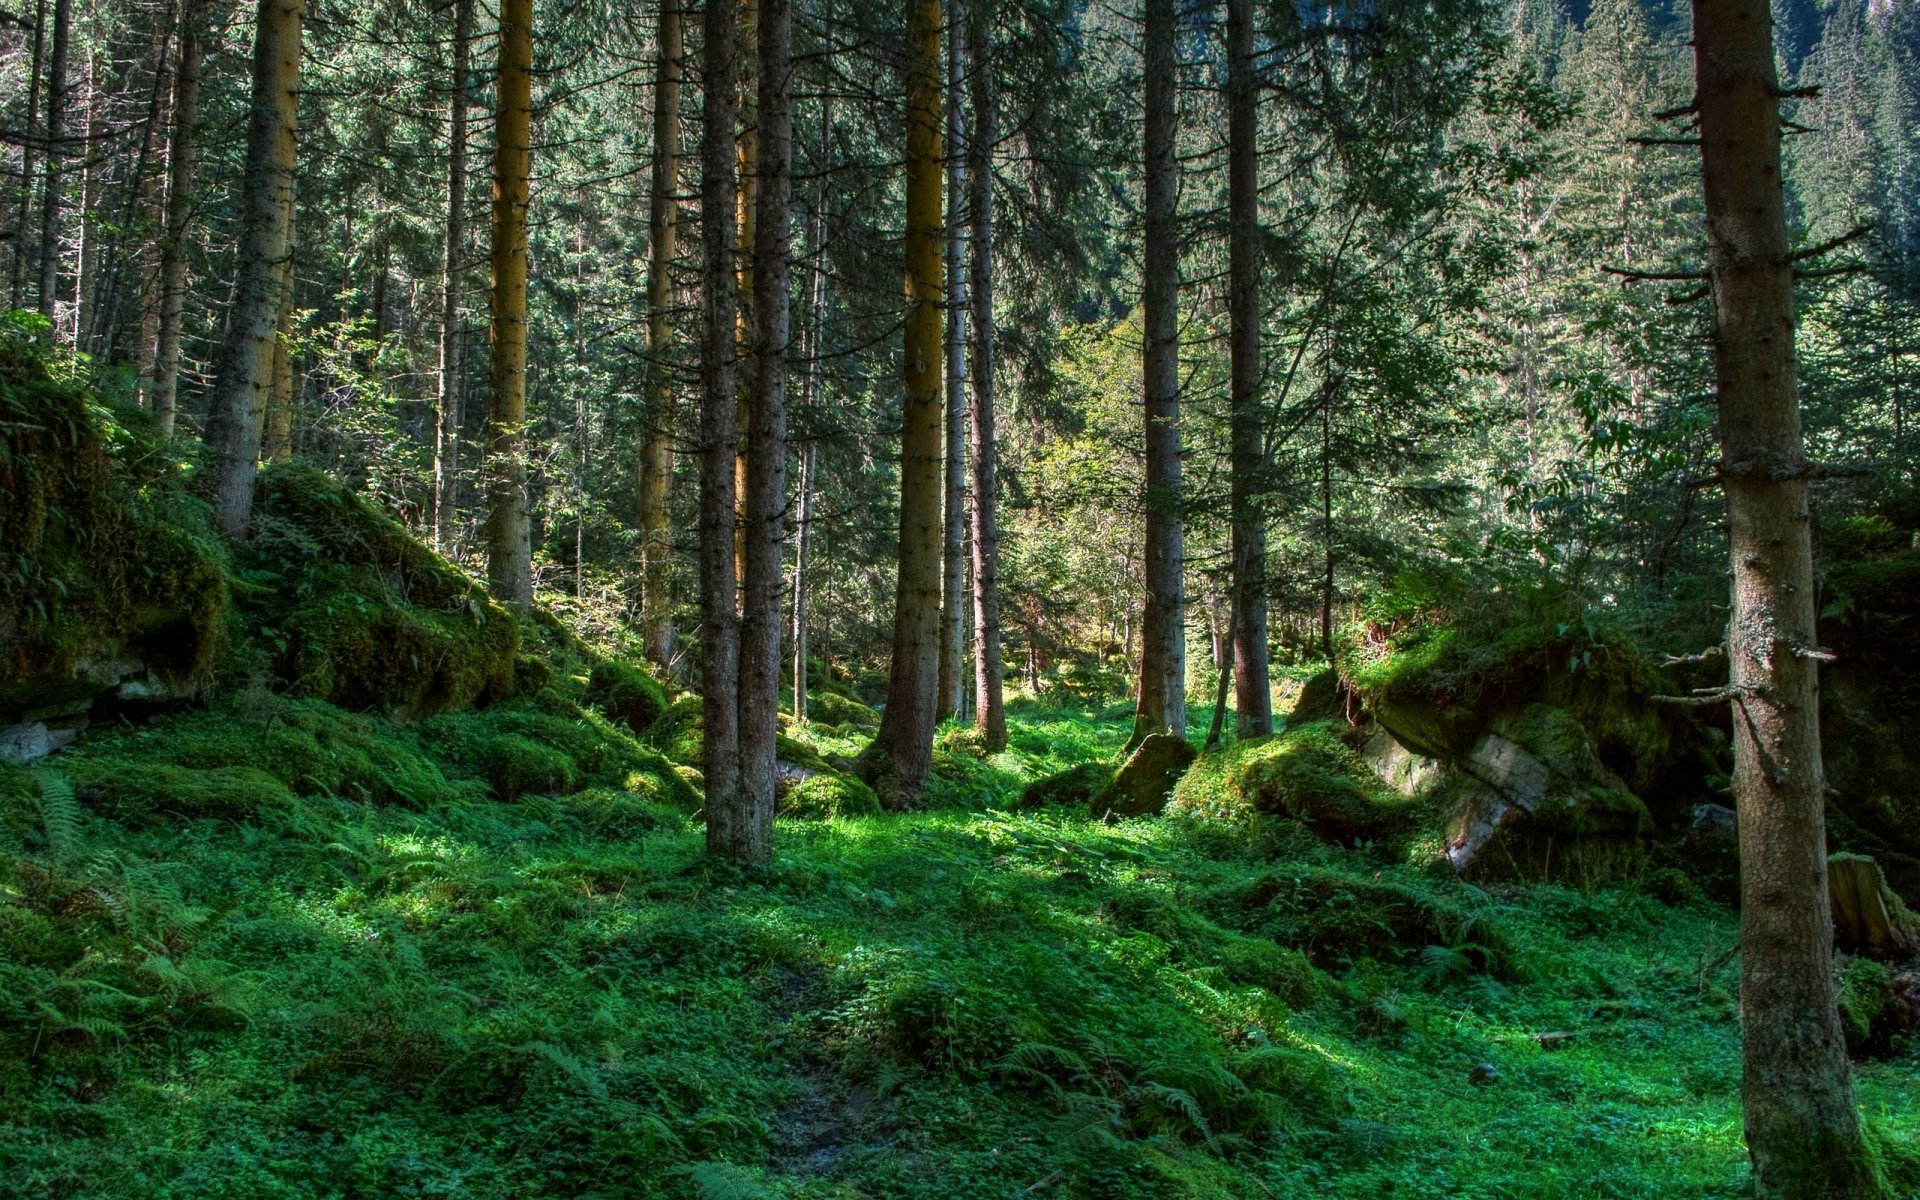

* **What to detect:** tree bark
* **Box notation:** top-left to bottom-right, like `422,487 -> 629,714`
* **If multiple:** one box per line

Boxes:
792,112 -> 831,724
151,0 -> 206,439
1132,0 -> 1185,747
201,0 -> 302,539
1690,2 -> 1883,1195
700,0 -> 744,855
966,3 -> 1006,752
486,0 -> 534,609
867,0 -> 946,800
730,0 -> 792,863
433,0 -> 473,551
733,0 -> 759,592
1226,0 -> 1270,739
638,0 -> 683,666
261,239 -> 294,461
36,0 -> 71,327
937,14 -> 969,722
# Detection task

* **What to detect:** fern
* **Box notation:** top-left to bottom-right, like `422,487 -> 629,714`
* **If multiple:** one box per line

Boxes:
520,1039 -> 610,1100
668,1161 -> 778,1200
32,769 -> 78,861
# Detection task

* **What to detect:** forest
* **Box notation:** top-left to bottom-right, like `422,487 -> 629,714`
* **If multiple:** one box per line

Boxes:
2,0 -> 1919,1195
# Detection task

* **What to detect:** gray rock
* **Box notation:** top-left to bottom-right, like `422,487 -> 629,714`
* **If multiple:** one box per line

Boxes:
0,722 -> 52,763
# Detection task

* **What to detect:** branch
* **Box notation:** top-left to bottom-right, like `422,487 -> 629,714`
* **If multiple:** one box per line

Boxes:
1653,686 -> 1748,706
1628,136 -> 1702,147
1773,84 -> 1821,100
1602,265 -> 1706,283
1666,286 -> 1711,305
1652,101 -> 1698,121
1787,224 -> 1871,263
1663,646 -> 1725,666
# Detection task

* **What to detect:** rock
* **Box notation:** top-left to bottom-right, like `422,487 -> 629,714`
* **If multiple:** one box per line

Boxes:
0,722 -> 52,763
1440,705 -> 1653,882
1468,1063 -> 1501,1086
1838,956 -> 1920,1058
1289,670 -> 1355,726
1020,761 -> 1114,809
1687,803 -> 1738,851
1092,734 -> 1197,817
1359,724 -> 1443,797
1828,853 -> 1920,962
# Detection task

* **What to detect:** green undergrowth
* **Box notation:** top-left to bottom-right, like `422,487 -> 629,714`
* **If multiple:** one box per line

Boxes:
4,701 -> 1916,1197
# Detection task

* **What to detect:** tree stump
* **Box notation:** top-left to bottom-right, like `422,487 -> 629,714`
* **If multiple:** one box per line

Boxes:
1829,853 -> 1920,962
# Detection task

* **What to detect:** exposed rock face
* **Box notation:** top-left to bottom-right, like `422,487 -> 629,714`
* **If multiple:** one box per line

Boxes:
1359,724 -> 1443,797
1094,734 -> 1197,817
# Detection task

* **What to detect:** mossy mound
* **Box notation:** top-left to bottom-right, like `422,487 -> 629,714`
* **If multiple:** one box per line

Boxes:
1237,722 -> 1424,847
1216,867 -> 1523,980
1019,761 -> 1114,809
809,690 -> 880,729
243,463 -> 516,717
583,658 -> 669,736
1092,734 -> 1196,817
417,692 -> 697,809
782,771 -> 882,819
72,762 -> 299,826
1838,957 -> 1919,1059
0,332 -> 228,711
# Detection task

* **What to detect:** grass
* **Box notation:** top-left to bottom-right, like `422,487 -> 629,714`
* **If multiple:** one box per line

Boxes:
2,698 -> 1917,1199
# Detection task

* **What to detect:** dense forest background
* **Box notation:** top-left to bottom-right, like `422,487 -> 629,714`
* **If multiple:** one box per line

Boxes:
4,0 -> 1920,1196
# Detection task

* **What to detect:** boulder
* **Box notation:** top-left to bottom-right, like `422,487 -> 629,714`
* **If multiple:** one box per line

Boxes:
1093,734 -> 1197,817
1359,724 -> 1443,797
1438,705 -> 1653,882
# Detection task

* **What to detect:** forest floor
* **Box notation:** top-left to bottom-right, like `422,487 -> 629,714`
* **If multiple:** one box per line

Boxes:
4,699 -> 1919,1199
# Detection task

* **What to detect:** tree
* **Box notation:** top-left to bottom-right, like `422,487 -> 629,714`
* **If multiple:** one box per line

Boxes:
865,0 -> 945,801
638,0 -> 683,667
1689,1 -> 1883,1195
1132,0 -> 1184,746
1224,0 -> 1269,739
700,0 -> 744,855
486,0 -> 534,609
730,0 -> 793,862
201,0 -> 304,539
432,0 -> 473,551
938,12 -> 970,722
36,0 -> 71,327
967,0 -> 1005,751
11,0 -> 47,310
150,0 -> 207,438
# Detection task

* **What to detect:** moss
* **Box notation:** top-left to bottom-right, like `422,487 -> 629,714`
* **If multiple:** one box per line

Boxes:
0,904 -> 80,969
784,771 -> 882,819
1019,761 -> 1114,809
1092,733 -> 1196,817
584,658 -> 668,736
1235,721 -> 1423,847
482,735 -> 575,801
71,762 -> 296,825
810,690 -> 880,728
1218,866 -> 1522,980
245,462 -> 517,716
775,732 -> 833,773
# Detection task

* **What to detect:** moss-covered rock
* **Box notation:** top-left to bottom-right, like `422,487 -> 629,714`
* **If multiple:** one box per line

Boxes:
1092,734 -> 1196,817
584,658 -> 668,736
247,463 -> 517,717
783,771 -> 882,819
810,690 -> 880,729
1233,721 -> 1425,847
481,734 -> 575,801
72,761 -> 297,824
1019,761 -> 1114,809
1838,957 -> 1919,1059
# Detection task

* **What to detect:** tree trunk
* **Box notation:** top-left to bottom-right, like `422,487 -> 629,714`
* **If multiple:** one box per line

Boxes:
733,0 -> 759,593
433,0 -> 473,551
730,0 -> 792,863
792,113 -> 831,724
201,0 -> 302,539
700,0 -> 743,855
1690,2 -> 1882,1195
1226,0 -> 1270,740
1132,0 -> 1185,747
937,14 -> 969,722
151,0 -> 206,439
486,0 -> 534,609
638,0 -> 683,666
261,245 -> 294,461
36,0 -> 71,327
867,0 -> 946,801
967,4 -> 1006,753
10,0 -> 46,310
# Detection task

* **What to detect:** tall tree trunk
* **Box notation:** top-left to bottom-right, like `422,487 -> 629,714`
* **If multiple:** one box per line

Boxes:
867,0 -> 945,801
700,0 -> 743,855
10,0 -> 46,309
36,0 -> 71,327
792,111 -> 830,724
1690,2 -> 1882,1195
966,3 -> 1005,752
486,0 -> 534,609
1132,0 -> 1185,746
261,251 -> 294,461
433,0 -> 473,551
1225,0 -> 1270,739
201,0 -> 302,539
638,0 -> 683,666
733,0 -> 759,591
151,0 -> 206,439
937,15 -> 969,721
731,0 -> 792,863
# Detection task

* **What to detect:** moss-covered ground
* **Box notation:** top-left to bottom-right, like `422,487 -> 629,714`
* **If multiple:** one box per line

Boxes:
6,696 -> 1918,1199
